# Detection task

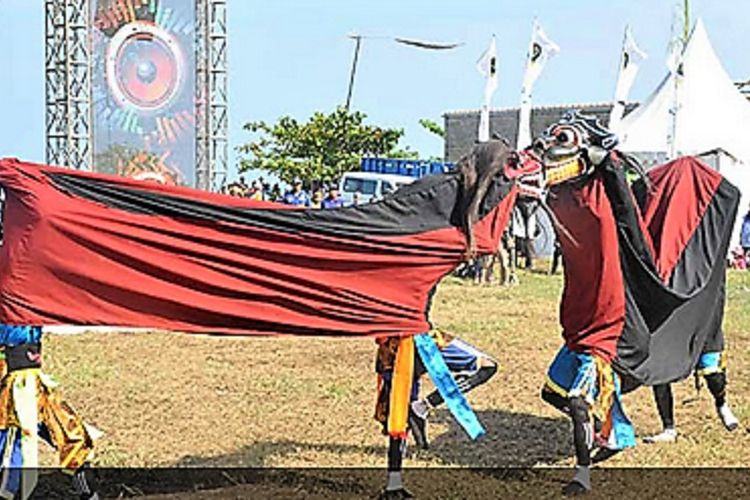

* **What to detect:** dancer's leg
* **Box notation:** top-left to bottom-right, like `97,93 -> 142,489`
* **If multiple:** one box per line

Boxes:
410,338 -> 497,449
562,396 -> 592,496
378,438 -> 412,499
704,372 -> 739,431
643,385 -> 678,443
698,352 -> 739,431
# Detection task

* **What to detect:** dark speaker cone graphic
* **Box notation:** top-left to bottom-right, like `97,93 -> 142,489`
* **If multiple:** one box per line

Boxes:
106,21 -> 185,113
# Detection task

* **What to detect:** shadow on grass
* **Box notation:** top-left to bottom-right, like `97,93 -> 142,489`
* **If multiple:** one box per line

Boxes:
175,409 -> 572,469
31,409 -> 572,498
426,408 -> 572,467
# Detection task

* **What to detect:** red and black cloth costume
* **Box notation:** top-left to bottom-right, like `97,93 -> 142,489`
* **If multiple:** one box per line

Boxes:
544,152 -> 738,387
0,158 -> 516,336
609,155 -> 737,387
538,129 -> 738,494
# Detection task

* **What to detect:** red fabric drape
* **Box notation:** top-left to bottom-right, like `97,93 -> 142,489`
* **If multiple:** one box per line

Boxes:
0,158 -> 516,337
639,157 -> 723,282
549,173 -> 625,362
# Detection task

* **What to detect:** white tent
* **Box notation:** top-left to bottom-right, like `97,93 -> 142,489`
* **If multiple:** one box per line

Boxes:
617,19 -> 750,250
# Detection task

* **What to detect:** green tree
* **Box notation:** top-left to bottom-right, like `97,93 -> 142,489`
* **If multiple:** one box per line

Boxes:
419,118 -> 445,138
237,107 -> 413,183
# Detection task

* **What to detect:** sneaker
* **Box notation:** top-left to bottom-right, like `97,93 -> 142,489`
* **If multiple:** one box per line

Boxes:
718,404 -> 740,431
562,467 -> 591,497
378,488 -> 414,499
408,409 -> 428,450
562,480 -> 590,497
642,428 -> 678,444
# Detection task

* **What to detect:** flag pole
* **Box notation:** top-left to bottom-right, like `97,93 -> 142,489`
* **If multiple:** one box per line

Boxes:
343,33 -> 461,111
683,0 -> 691,45
667,1 -> 689,159
345,34 -> 363,111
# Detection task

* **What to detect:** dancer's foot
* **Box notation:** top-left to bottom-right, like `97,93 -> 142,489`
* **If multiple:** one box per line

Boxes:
562,481 -> 590,496
72,464 -> 100,500
408,402 -> 429,450
643,428 -> 678,444
562,466 -> 591,496
378,488 -> 414,499
717,404 -> 740,431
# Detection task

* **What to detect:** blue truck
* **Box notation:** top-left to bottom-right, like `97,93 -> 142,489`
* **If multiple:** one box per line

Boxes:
359,157 -> 455,178
338,158 -> 455,206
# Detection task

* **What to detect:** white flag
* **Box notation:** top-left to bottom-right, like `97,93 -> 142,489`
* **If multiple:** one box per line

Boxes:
609,26 -> 647,132
666,36 -> 685,76
666,0 -> 689,75
476,36 -> 498,142
517,20 -> 559,149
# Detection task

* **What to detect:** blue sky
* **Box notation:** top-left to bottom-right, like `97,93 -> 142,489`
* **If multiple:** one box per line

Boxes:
1,0 -> 748,180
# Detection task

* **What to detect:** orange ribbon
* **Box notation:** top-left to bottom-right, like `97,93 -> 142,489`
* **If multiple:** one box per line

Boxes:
387,336 -> 414,438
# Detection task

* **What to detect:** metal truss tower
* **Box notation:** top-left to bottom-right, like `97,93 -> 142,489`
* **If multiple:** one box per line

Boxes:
45,0 -> 93,170
45,0 -> 229,191
196,0 -> 229,192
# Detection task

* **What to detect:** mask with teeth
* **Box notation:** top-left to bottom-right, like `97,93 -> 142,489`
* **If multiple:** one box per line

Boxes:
531,110 -> 618,188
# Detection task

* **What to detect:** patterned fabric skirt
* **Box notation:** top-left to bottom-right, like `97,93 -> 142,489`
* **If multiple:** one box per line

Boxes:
373,331 -> 490,439
373,330 -> 485,427
0,368 -> 98,499
544,345 -> 636,451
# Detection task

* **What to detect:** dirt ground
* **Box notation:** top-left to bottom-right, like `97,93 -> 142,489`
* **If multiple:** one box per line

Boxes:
37,268 -> 750,497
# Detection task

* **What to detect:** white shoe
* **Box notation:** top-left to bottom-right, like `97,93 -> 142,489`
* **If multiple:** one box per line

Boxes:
718,404 -> 740,431
643,428 -> 678,443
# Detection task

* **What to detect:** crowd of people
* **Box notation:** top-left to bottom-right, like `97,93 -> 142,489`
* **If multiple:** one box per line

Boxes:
224,176 -> 361,209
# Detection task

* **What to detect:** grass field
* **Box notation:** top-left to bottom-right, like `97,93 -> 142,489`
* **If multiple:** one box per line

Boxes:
39,268 -> 750,496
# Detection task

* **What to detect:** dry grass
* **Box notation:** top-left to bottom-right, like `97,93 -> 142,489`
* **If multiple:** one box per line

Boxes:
38,269 -> 750,486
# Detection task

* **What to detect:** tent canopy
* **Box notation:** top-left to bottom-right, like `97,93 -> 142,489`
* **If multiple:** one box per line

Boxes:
617,19 -> 750,249
617,19 -> 750,161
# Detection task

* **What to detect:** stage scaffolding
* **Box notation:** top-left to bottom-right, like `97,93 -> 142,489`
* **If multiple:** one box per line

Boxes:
44,0 -> 229,191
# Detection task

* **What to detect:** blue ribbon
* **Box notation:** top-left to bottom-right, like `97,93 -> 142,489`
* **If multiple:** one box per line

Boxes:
413,333 -> 485,440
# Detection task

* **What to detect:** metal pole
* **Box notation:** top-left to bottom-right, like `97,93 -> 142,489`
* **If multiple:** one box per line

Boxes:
345,35 -> 362,110
683,0 -> 690,44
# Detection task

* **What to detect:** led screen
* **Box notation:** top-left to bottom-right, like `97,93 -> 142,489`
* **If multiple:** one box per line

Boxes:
91,0 -> 195,186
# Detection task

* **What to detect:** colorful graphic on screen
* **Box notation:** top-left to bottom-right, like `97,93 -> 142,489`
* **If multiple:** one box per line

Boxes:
91,0 -> 195,186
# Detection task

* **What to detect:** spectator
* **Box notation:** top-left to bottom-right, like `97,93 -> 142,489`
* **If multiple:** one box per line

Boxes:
549,237 -> 563,275
310,189 -> 324,209
283,178 -> 311,207
352,191 -> 362,206
238,176 -> 249,193
741,203 -> 750,265
268,184 -> 280,201
512,201 -> 536,270
730,247 -> 747,270
248,180 -> 264,201
322,187 -> 344,209
226,179 -> 246,198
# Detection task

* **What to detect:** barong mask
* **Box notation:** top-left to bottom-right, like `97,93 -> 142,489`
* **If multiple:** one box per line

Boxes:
507,111 -> 621,245
521,110 -> 619,197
